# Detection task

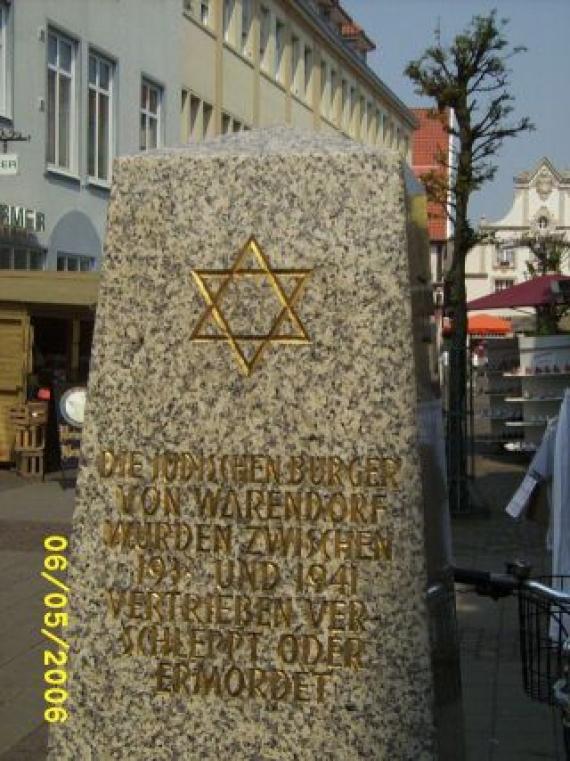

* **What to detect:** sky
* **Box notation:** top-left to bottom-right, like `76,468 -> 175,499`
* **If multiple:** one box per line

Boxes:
343,0 -> 570,224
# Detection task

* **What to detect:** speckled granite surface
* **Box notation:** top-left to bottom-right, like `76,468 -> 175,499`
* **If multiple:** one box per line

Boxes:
49,127 -> 436,760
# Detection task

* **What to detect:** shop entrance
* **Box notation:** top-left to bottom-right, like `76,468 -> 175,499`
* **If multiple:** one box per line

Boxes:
30,314 -> 94,388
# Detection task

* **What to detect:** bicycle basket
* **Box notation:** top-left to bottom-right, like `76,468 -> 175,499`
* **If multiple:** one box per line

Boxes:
518,575 -> 570,705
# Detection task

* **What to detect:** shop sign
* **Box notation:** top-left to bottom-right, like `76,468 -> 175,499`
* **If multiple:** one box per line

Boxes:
0,203 -> 45,232
0,154 -> 18,175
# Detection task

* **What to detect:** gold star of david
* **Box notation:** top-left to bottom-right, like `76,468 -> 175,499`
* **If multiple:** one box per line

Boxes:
190,236 -> 312,376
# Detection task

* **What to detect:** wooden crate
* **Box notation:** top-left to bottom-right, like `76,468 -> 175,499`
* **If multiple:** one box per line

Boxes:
9,402 -> 48,426
14,424 -> 46,452
16,451 -> 45,478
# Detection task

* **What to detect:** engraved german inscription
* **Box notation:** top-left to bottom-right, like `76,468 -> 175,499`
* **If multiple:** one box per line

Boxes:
100,449 -> 399,703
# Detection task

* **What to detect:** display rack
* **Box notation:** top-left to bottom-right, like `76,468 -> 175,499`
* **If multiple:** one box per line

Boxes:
471,338 -> 521,453
502,335 -> 570,451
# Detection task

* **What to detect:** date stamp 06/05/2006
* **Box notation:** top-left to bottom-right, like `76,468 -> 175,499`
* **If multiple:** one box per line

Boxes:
41,535 -> 70,723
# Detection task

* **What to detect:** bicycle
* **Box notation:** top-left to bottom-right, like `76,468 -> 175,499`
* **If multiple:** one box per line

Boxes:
454,561 -> 570,759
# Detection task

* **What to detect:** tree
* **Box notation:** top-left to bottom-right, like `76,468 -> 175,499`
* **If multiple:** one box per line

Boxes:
517,231 -> 570,334
406,11 -> 533,513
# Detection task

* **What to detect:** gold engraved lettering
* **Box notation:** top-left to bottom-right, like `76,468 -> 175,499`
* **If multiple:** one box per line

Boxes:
98,450 -> 145,479
155,661 -> 334,702
215,559 -> 280,592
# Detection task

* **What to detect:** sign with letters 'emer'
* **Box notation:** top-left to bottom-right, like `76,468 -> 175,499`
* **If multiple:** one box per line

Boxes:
49,128 -> 439,760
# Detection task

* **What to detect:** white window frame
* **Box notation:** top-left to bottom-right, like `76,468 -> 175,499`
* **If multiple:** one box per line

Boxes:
0,244 -> 46,271
88,50 -> 114,183
494,278 -> 515,293
140,78 -> 162,151
57,253 -> 96,272
495,245 -> 515,268
47,29 -> 78,173
0,1 -> 11,118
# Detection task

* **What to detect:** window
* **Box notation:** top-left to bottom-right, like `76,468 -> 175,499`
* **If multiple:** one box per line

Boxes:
538,215 -> 549,230
140,79 -> 162,151
359,95 -> 366,138
341,79 -> 347,128
0,1 -> 10,117
375,110 -> 382,144
320,61 -> 327,118
495,246 -> 515,268
189,94 -> 200,139
330,70 -> 337,121
200,0 -> 210,25
222,112 -> 231,134
0,245 -> 46,271
494,278 -> 515,293
291,36 -> 300,94
259,6 -> 270,71
47,30 -> 77,170
275,19 -> 285,83
349,87 -> 356,133
88,52 -> 113,181
233,119 -> 242,132
57,254 -> 95,272
241,0 -> 252,55
187,93 -> 213,141
304,46 -> 312,100
203,102 -> 213,137
223,0 -> 234,43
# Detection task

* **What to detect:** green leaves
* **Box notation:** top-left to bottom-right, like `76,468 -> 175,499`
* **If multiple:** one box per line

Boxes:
405,10 -> 533,260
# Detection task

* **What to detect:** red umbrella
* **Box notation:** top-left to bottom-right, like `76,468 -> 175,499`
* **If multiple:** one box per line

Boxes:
467,274 -> 570,310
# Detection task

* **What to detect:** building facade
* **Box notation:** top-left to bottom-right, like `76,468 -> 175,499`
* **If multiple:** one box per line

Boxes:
410,107 -> 455,299
181,0 -> 416,154
0,0 -> 416,276
0,0 -> 417,462
465,158 -> 570,319
0,0 -> 181,273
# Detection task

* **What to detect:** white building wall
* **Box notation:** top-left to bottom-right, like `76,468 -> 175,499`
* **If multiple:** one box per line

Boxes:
466,158 -> 570,320
2,0 -> 181,271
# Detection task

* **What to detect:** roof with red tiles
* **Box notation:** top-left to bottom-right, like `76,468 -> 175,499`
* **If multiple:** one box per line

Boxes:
411,108 -> 451,241
340,23 -> 375,50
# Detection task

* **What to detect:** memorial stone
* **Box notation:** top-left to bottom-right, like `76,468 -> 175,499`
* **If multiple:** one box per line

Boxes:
49,128 -> 454,760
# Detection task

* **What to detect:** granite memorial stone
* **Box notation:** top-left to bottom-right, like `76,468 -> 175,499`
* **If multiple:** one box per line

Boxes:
49,127 -> 459,760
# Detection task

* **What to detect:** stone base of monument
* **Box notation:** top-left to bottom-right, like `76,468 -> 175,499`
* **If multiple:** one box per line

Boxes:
48,127 -> 462,760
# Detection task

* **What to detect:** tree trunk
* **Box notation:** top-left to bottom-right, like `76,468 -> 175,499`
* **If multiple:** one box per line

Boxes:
446,192 -> 470,513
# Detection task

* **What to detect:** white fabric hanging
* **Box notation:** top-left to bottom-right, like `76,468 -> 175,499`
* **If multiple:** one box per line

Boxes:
552,389 -> 570,579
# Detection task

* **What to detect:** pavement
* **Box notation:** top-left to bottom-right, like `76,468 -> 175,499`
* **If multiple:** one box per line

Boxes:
454,453 -> 564,761
0,456 -> 565,760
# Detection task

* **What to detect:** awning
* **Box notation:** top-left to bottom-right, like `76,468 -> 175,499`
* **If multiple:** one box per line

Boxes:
467,274 -> 570,310
443,313 -> 513,337
468,314 -> 511,336
0,271 -> 100,307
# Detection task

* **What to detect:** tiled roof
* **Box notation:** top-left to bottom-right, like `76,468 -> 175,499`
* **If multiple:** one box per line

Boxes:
411,108 -> 450,241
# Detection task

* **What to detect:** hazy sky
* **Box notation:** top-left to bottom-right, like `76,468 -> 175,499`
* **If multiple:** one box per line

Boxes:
343,0 -> 570,224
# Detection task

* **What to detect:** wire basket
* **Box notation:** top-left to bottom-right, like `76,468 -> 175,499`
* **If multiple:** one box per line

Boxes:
518,575 -> 570,705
